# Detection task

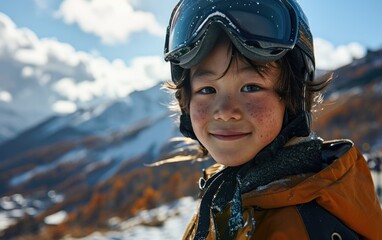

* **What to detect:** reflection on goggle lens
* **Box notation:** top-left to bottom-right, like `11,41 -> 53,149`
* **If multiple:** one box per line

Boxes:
165,0 -> 298,63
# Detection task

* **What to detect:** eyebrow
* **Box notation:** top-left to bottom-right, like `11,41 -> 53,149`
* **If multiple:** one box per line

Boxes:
191,61 -> 271,82
238,65 -> 259,74
191,68 -> 219,82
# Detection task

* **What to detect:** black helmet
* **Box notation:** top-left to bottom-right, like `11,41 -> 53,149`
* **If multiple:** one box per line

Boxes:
164,0 -> 315,139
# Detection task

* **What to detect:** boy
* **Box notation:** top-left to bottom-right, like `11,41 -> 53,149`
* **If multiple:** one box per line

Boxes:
164,0 -> 382,239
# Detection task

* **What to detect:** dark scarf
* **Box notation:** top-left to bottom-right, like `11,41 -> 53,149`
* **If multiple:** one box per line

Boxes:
193,114 -> 323,240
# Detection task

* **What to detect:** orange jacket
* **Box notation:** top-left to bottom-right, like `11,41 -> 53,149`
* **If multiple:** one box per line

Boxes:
183,141 -> 382,239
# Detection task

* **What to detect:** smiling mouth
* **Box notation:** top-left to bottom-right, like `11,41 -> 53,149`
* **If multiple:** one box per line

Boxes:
210,132 -> 251,141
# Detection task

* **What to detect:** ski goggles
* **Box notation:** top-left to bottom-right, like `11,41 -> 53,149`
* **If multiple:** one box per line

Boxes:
164,0 -> 300,68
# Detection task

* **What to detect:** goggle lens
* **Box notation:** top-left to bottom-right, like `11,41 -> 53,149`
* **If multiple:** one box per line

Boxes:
165,0 -> 298,64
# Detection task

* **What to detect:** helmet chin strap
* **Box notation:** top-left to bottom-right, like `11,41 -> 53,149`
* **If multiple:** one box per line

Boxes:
282,110 -> 311,138
179,111 -> 197,140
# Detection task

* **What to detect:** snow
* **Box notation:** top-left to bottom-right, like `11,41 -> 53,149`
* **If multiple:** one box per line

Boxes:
0,212 -> 16,232
96,113 -> 178,182
0,198 -> 17,210
8,99 -> 178,188
6,83 -> 178,187
69,197 -> 198,240
48,190 -> 65,203
2,82 -> 182,191
71,85 -> 171,135
0,192 -> 66,231
9,148 -> 88,186
44,211 -> 68,225
0,85 -> 190,236
40,115 -> 76,137
57,149 -> 88,164
0,194 -> 26,209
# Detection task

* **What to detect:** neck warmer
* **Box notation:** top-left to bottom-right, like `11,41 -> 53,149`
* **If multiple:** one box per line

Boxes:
193,114 -> 323,240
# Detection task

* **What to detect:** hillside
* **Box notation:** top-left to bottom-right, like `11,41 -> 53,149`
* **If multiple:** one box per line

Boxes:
0,49 -> 382,239
313,49 -> 382,152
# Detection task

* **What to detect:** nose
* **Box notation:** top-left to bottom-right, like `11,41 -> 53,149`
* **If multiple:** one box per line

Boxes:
213,94 -> 242,121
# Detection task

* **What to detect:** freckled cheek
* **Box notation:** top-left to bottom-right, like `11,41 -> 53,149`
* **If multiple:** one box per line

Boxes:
190,100 -> 210,123
245,100 -> 284,130
245,100 -> 269,123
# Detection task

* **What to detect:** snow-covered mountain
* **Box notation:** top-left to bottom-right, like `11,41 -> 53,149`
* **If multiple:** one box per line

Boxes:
0,83 -> 176,159
0,82 -> 194,238
0,83 -> 183,194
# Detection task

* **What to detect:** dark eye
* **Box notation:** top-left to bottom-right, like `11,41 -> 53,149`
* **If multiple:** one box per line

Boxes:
197,87 -> 216,95
241,84 -> 261,93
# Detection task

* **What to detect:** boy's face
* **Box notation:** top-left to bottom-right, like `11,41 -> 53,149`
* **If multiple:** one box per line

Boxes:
189,41 -> 285,166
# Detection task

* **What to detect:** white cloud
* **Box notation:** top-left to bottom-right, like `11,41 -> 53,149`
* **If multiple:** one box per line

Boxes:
126,0 -> 141,6
55,0 -> 165,44
53,78 -> 94,102
14,47 -> 48,66
314,38 -> 366,70
21,66 -> 35,78
52,101 -> 77,114
0,91 -> 12,103
0,12 -> 170,132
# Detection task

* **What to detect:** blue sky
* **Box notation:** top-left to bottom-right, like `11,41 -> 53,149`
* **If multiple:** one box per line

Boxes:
0,0 -> 381,116
299,0 -> 382,49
